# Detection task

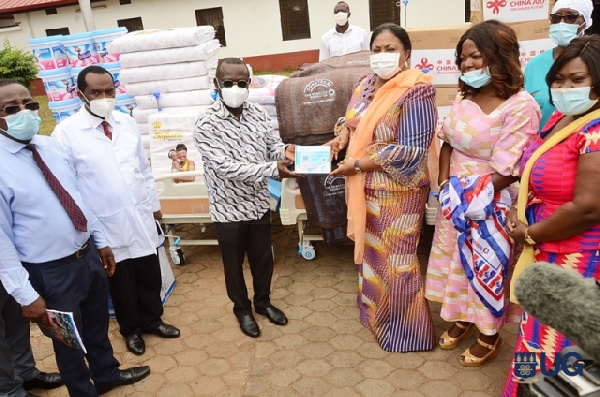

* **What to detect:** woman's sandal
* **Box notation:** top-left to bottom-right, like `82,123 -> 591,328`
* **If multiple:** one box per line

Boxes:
438,322 -> 476,350
458,336 -> 503,367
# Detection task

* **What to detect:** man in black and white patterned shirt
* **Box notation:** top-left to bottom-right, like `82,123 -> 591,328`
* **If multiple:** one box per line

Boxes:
194,58 -> 300,338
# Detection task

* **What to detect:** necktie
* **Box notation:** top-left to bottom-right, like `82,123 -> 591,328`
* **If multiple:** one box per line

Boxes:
26,144 -> 88,232
102,121 -> 112,140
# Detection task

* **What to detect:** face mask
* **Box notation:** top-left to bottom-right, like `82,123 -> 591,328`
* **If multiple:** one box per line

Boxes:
89,98 -> 115,119
549,22 -> 583,47
334,12 -> 348,26
0,110 -> 41,141
370,52 -> 402,80
551,86 -> 599,116
460,67 -> 492,88
220,86 -> 249,108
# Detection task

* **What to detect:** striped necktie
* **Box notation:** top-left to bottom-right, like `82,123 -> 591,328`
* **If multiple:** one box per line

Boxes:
26,144 -> 88,232
102,121 -> 112,140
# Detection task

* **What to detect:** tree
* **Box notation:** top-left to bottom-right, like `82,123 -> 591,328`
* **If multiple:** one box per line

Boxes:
0,38 -> 39,88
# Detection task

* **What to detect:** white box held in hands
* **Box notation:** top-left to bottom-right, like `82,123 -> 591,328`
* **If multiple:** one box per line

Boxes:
294,146 -> 331,174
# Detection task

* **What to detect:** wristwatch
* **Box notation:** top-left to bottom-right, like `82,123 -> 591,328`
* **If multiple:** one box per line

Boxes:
354,160 -> 362,174
524,228 -> 537,246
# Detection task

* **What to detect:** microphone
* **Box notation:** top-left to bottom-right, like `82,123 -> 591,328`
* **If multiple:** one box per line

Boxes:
514,262 -> 600,362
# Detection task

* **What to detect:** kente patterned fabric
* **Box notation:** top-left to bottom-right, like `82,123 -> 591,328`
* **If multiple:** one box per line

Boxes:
439,174 -> 512,318
426,90 -> 539,335
502,112 -> 600,396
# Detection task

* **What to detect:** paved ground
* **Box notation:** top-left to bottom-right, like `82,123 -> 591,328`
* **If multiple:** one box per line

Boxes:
30,217 -> 518,396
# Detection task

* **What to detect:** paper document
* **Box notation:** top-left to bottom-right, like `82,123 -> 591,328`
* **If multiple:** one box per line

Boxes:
295,146 -> 331,174
39,309 -> 87,353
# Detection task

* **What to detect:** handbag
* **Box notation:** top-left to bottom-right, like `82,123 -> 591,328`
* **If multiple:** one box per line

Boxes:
510,109 -> 600,303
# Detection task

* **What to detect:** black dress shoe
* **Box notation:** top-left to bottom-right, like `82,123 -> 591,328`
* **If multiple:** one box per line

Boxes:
144,322 -> 180,338
23,371 -> 63,390
95,366 -> 150,395
237,314 -> 260,338
126,334 -> 145,355
256,306 -> 288,325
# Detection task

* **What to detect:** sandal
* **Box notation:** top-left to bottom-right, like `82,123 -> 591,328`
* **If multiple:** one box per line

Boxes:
459,336 -> 503,367
438,322 -> 475,350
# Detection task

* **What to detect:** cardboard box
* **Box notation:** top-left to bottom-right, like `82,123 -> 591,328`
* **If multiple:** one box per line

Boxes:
519,38 -> 554,68
412,49 -> 461,85
407,24 -> 472,50
509,19 -> 551,41
435,86 -> 459,107
475,0 -> 550,23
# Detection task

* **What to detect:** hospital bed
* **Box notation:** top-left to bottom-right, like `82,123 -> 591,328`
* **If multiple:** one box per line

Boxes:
154,170 -> 217,264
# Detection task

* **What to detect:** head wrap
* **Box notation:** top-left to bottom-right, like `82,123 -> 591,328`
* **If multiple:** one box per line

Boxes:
552,0 -> 593,29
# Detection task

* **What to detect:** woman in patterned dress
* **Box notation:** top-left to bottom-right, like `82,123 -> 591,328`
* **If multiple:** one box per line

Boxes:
503,35 -> 600,396
425,20 -> 540,366
327,23 -> 437,352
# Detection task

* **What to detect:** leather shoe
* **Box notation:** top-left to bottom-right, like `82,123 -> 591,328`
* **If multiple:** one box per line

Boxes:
144,322 -> 180,338
23,371 -> 63,390
237,314 -> 260,338
95,366 -> 150,395
256,306 -> 288,325
126,334 -> 145,355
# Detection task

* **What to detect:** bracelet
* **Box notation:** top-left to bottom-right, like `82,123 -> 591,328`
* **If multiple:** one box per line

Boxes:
438,179 -> 450,190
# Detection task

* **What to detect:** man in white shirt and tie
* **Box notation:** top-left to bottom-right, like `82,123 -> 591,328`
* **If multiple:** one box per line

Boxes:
319,1 -> 370,62
52,66 -> 180,356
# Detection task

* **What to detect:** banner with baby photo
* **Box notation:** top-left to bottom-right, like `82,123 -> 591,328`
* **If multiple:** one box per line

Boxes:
148,112 -> 204,178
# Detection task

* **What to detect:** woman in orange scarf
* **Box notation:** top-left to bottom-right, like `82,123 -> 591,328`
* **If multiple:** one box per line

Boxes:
327,23 -> 437,352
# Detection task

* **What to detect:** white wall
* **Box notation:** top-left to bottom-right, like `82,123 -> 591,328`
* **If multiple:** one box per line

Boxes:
0,0 -> 465,57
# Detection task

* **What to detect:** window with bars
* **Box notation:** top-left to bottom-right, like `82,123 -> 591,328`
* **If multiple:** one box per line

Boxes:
279,0 -> 311,41
369,0 -> 400,31
117,17 -> 143,32
46,27 -> 70,36
196,7 -> 226,47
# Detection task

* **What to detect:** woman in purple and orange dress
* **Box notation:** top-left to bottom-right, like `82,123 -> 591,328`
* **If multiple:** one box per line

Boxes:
327,23 -> 437,352
503,35 -> 600,397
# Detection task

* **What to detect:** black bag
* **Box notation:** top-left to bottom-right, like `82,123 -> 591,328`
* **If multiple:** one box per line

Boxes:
297,172 -> 349,245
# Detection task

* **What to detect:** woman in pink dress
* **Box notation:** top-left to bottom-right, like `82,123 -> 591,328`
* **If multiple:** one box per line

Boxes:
425,20 -> 540,366
503,35 -> 600,397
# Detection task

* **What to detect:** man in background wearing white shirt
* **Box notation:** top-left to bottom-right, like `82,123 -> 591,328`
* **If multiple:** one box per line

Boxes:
319,1 -> 370,62
52,66 -> 180,357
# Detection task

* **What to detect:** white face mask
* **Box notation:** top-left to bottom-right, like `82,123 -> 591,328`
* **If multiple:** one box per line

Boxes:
88,98 -> 116,119
220,86 -> 249,109
370,52 -> 402,80
334,12 -> 348,26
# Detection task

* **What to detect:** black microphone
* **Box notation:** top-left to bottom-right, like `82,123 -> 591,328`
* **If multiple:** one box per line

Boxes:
514,262 -> 600,362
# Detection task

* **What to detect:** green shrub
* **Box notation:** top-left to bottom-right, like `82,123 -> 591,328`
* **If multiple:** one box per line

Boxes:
0,38 -> 39,88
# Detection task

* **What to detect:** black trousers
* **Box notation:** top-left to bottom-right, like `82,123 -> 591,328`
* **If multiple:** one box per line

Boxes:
23,246 -> 120,396
108,254 -> 163,336
107,253 -> 163,337
214,211 -> 274,318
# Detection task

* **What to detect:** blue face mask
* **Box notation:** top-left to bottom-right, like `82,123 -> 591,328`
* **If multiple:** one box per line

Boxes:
549,22 -> 582,47
460,67 -> 492,89
0,109 -> 41,141
551,86 -> 599,116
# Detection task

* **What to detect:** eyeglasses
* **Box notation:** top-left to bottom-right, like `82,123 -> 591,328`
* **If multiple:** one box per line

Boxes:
0,102 -> 40,115
550,13 -> 581,24
217,79 -> 249,89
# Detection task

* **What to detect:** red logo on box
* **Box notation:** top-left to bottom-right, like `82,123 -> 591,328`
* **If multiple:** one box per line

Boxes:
486,0 -> 507,14
415,58 -> 434,70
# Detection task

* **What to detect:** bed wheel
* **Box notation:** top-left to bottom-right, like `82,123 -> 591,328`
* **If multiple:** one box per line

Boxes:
298,242 -> 316,260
